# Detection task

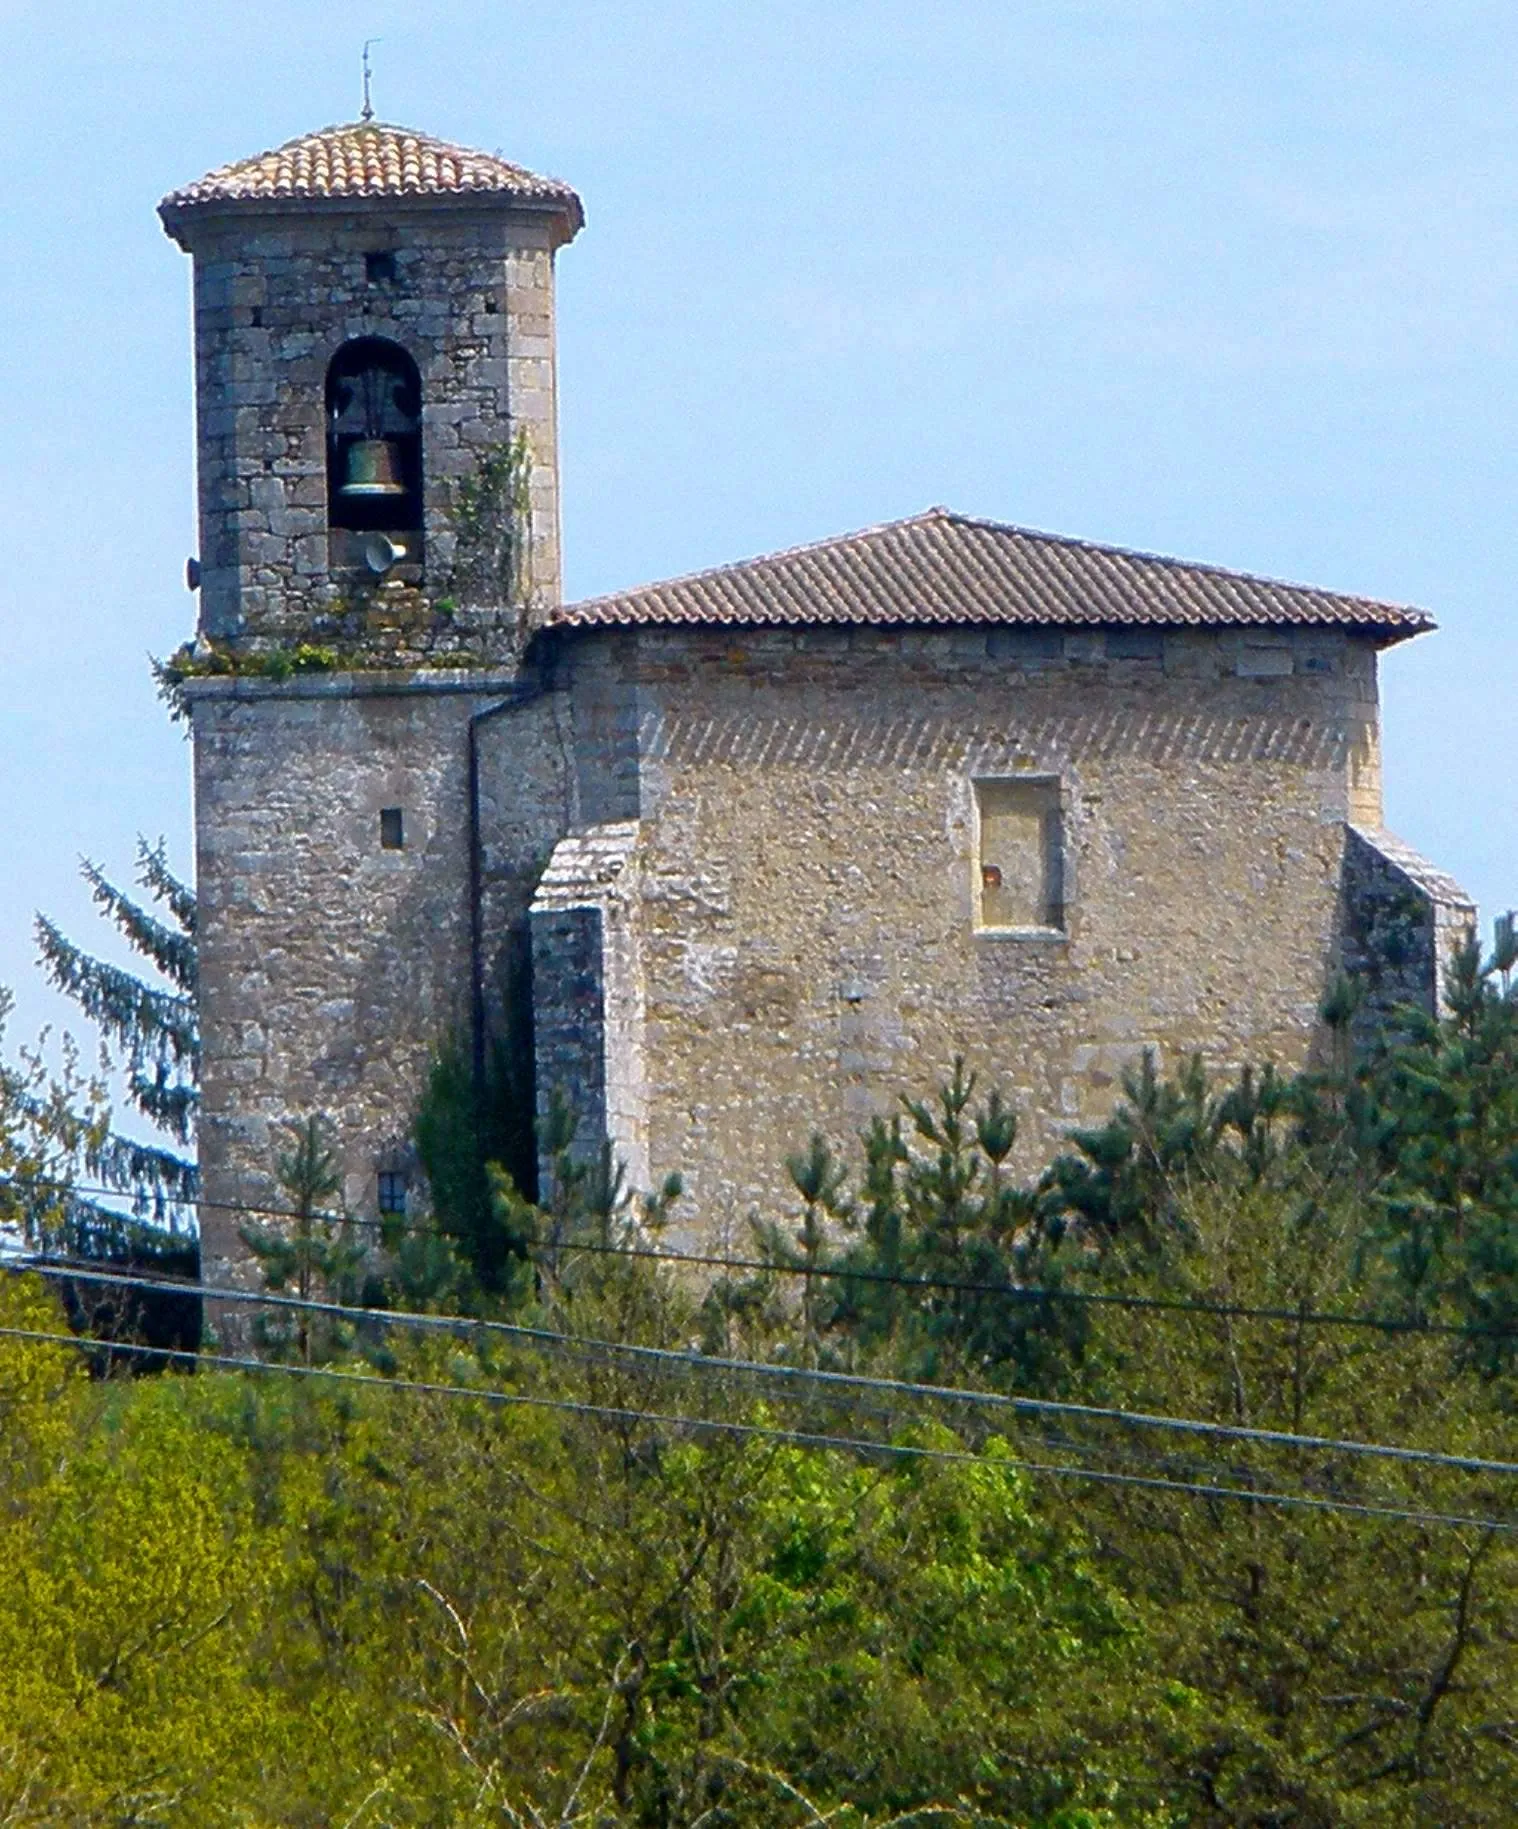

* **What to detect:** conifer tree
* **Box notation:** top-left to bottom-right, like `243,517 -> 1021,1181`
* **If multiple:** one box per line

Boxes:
773,1130 -> 852,1365
1348,913 -> 1518,1360
33,841 -> 197,1244
238,1116 -> 366,1362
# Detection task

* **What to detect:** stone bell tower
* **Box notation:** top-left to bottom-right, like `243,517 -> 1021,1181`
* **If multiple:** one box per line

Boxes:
160,119 -> 583,656
160,123 -> 584,1303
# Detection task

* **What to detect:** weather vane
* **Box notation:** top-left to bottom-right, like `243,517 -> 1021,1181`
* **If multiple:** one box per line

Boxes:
361,38 -> 381,122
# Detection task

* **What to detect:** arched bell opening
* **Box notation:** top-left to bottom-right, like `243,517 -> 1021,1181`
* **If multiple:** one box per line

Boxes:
325,337 -> 424,541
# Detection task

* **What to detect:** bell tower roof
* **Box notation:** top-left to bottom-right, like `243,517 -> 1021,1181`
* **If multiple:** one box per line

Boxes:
159,120 -> 584,246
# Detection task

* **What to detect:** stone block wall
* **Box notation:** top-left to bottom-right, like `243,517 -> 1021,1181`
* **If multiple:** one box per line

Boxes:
172,199 -> 568,656
544,621 -> 1392,1246
189,666 -> 572,1317
189,614 -> 1468,1301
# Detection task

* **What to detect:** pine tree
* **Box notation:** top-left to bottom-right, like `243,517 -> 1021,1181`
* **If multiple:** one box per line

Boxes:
237,1116 -> 367,1362
1349,913 -> 1518,1361
777,1131 -> 852,1365
34,840 -> 198,1239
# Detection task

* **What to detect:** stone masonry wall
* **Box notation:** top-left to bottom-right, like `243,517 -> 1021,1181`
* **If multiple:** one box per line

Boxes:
189,667 -> 571,1318
554,622 -> 1388,1249
191,617 -> 1452,1304
177,199 -> 566,656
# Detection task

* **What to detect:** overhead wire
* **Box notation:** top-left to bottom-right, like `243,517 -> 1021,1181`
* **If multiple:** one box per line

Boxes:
523,1230 -> 1518,1341
0,1319 -> 1511,1538
16,1256 -> 1518,1481
13,1261 -> 1266,1491
18,1255 -> 1348,1494
5,1171 -> 1514,1343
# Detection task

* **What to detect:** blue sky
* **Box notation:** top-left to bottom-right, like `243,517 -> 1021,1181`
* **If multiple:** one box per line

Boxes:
2,0 -> 1514,1047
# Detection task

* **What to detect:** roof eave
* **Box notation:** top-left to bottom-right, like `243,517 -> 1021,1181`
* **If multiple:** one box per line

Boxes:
537,610 -> 1436,642
158,187 -> 584,253
1363,617 -> 1436,648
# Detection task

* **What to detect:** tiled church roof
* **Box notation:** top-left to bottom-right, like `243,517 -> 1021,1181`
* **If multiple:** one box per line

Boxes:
160,121 -> 583,232
548,508 -> 1433,642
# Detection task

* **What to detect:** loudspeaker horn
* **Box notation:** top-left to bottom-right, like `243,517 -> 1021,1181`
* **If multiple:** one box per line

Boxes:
363,533 -> 408,576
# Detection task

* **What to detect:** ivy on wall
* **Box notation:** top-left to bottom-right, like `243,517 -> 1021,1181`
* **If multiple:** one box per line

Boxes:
448,429 -> 533,606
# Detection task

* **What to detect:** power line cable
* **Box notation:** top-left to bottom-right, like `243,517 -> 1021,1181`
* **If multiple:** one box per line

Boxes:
12,1254 -> 1376,1493
1,1320 -> 1511,1538
14,1261 -> 1268,1489
7,1172 -> 1513,1343
521,1230 -> 1518,1341
19,1257 -> 1518,1481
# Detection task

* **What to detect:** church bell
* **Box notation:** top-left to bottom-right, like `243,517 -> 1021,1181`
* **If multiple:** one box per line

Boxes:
340,437 -> 407,497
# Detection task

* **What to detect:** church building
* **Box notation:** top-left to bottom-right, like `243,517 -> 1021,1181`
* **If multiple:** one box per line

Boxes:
158,120 -> 1473,1290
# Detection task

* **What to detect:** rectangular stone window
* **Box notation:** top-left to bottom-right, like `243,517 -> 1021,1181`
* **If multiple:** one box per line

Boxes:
377,1171 -> 408,1215
974,778 -> 1064,933
379,807 -> 404,850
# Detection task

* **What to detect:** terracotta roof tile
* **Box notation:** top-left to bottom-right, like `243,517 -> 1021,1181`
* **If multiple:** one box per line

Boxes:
547,508 -> 1433,642
160,121 -> 582,235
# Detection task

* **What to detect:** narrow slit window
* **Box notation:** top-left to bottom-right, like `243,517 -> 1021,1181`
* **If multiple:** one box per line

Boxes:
380,807 -> 404,850
974,778 -> 1064,932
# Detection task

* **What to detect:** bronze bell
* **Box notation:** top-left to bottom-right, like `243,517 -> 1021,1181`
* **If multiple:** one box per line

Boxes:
340,437 -> 407,497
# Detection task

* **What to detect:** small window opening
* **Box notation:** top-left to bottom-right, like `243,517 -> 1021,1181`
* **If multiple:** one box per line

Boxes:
326,336 -> 423,534
380,807 -> 404,850
365,249 -> 397,284
377,1170 -> 408,1215
974,778 -> 1065,933
250,305 -> 263,328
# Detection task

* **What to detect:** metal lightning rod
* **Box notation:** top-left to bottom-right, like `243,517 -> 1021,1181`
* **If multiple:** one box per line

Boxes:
361,38 -> 382,122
